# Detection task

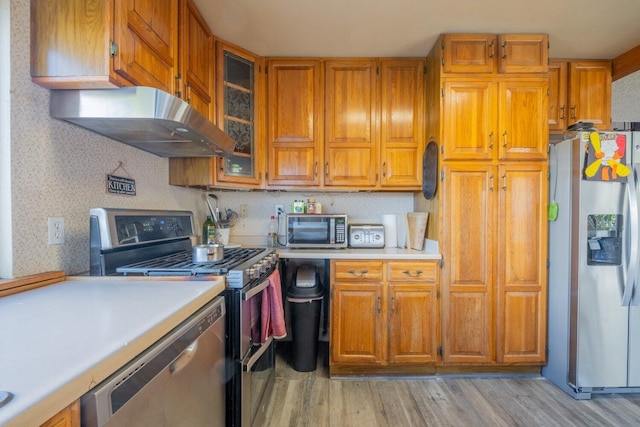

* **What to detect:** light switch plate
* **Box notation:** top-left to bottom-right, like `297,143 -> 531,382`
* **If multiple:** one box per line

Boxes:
47,217 -> 65,245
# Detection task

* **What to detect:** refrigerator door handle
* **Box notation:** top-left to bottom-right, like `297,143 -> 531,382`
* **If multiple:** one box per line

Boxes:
624,166 -> 639,306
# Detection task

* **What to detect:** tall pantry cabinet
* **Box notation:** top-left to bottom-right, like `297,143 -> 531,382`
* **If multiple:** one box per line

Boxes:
427,34 -> 549,366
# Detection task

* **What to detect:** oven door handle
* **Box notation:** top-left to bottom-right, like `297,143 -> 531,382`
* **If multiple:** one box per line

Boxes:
242,278 -> 270,300
243,336 -> 274,372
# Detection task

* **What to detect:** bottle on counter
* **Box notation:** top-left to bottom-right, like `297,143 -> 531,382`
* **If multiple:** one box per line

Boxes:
268,215 -> 277,247
202,215 -> 216,244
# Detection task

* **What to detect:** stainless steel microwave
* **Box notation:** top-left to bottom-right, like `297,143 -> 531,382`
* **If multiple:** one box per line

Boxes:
285,214 -> 348,249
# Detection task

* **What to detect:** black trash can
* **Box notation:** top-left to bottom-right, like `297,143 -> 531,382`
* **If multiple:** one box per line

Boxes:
287,264 -> 324,372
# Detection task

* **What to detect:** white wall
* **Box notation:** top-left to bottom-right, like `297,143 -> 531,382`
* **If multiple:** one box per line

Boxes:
6,0 -> 414,278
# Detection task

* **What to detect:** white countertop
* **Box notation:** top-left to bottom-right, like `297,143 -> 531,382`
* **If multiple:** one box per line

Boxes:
0,276 -> 225,427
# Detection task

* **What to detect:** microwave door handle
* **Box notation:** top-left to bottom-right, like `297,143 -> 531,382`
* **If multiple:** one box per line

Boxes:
623,167 -> 639,306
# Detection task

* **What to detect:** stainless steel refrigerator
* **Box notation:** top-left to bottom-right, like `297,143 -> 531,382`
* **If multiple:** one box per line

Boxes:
543,130 -> 640,399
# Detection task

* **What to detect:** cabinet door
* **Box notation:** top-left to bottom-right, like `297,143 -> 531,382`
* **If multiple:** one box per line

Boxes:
379,59 -> 425,189
330,283 -> 385,365
266,59 -> 323,187
441,79 -> 496,161
387,261 -> 439,364
324,60 -> 378,187
498,78 -> 549,161
496,163 -> 548,364
441,34 -> 496,73
40,400 -> 80,427
548,60 -> 568,133
215,42 -> 264,188
179,0 -> 214,120
113,0 -> 178,93
569,60 -> 612,130
497,34 -> 549,74
441,163 -> 495,364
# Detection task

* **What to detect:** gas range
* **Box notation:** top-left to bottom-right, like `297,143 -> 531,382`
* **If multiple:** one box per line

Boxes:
89,208 -> 277,288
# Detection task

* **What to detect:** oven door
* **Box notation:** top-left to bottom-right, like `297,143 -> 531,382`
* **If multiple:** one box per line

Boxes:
240,336 -> 275,427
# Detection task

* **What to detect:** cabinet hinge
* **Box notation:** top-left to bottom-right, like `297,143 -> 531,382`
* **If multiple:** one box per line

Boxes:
436,289 -> 440,299
376,66 -> 380,75
546,258 -> 550,269
439,258 -> 444,269
437,346 -> 443,356
441,39 -> 445,50
110,41 -> 118,57
441,57 -> 444,67
440,171 -> 444,181
424,66 -> 427,75
441,88 -> 444,97
547,87 -> 550,97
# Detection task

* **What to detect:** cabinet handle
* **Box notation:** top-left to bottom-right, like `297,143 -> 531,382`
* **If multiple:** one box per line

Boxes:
559,105 -> 565,120
489,40 -> 495,59
489,174 -> 495,192
185,82 -> 191,104
390,296 -> 395,315
325,162 -> 329,178
489,131 -> 494,149
377,296 -> 382,314
502,173 -> 507,191
502,131 -> 508,149
571,105 -> 577,120
402,270 -> 423,277
501,41 -> 507,59
382,162 -> 386,178
175,73 -> 183,99
314,161 -> 318,177
347,269 -> 369,277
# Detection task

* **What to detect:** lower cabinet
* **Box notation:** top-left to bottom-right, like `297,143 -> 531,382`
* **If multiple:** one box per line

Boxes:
329,259 -> 439,375
40,400 -> 80,427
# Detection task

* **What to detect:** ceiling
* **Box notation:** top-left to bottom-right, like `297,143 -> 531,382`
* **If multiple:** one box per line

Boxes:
194,0 -> 640,59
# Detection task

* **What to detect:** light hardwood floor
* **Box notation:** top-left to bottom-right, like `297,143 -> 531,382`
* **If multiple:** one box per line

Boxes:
264,342 -> 640,426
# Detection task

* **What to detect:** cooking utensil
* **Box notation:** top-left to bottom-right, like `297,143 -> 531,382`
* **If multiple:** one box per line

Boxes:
192,244 -> 224,263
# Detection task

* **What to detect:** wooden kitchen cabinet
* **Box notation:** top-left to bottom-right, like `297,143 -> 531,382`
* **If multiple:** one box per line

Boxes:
440,77 -> 548,161
440,33 -> 548,74
40,400 -> 80,427
440,162 -> 547,365
324,59 -> 379,188
548,59 -> 612,133
379,60 -> 426,188
31,0 -> 179,92
178,0 -> 215,120
169,41 -> 265,189
330,260 -> 439,375
266,59 -> 324,187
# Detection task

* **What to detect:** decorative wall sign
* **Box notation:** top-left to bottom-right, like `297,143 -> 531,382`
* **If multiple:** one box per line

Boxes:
107,162 -> 136,196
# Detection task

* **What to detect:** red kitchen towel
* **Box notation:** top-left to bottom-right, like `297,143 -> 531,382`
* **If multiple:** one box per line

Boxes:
261,269 -> 287,343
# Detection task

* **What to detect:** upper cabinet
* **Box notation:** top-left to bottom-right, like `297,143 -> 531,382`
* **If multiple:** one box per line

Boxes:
31,0 -> 180,91
266,59 -> 324,187
440,33 -> 549,74
264,58 -> 425,191
548,59 -> 612,133
178,0 -> 215,120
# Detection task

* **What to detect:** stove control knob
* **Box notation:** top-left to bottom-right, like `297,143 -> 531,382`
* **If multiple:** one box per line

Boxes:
245,268 -> 256,279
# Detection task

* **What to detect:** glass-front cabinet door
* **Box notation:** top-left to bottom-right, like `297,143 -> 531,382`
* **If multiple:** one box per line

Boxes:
215,41 -> 264,188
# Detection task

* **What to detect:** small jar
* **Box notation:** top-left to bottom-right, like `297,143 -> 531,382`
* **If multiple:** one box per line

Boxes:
306,198 -> 317,214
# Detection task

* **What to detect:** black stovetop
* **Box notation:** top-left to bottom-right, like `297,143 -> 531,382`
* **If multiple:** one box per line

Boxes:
116,247 -> 265,276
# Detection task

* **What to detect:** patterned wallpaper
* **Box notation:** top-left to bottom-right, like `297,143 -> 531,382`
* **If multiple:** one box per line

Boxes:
6,0 -> 414,278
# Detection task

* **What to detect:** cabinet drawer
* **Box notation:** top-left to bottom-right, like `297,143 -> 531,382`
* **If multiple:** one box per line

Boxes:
388,261 -> 438,282
333,261 -> 383,281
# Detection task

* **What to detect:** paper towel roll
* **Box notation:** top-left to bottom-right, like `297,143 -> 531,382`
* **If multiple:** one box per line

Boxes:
396,213 -> 408,249
381,214 -> 398,248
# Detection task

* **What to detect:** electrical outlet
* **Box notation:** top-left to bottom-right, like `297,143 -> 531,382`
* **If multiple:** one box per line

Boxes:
47,217 -> 65,245
275,205 -> 284,218
239,204 -> 248,218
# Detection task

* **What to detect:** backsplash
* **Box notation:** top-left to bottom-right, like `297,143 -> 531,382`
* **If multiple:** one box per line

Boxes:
5,0 -> 416,277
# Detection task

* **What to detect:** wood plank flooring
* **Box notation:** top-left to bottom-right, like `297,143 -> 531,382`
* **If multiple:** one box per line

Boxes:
264,343 -> 640,426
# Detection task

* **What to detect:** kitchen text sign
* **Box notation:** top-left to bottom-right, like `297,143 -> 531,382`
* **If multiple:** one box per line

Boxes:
107,175 -> 136,196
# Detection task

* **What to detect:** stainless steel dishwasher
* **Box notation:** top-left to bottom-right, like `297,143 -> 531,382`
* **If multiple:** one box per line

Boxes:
81,296 -> 226,427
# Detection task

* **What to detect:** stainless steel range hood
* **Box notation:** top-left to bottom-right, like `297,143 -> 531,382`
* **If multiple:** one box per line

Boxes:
50,86 -> 236,157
